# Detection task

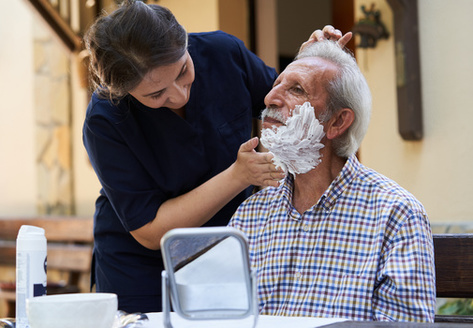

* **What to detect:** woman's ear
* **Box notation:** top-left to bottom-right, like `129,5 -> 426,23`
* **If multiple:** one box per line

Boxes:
325,108 -> 355,140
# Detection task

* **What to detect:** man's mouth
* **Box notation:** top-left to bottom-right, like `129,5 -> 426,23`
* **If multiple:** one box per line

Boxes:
261,107 -> 287,129
263,117 -> 284,125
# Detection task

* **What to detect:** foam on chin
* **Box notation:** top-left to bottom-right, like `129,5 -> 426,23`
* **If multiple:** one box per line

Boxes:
261,102 -> 325,175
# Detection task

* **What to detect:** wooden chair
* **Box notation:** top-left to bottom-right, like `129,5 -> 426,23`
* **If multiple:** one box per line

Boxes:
0,216 -> 94,317
434,233 -> 473,323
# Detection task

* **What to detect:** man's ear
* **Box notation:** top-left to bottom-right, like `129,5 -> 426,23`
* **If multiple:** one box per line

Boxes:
325,108 -> 355,140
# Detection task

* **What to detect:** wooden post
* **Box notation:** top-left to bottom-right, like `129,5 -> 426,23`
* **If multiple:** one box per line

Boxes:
386,0 -> 423,140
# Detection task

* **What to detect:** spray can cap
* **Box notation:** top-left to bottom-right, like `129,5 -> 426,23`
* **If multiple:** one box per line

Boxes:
18,225 -> 45,238
17,225 -> 46,250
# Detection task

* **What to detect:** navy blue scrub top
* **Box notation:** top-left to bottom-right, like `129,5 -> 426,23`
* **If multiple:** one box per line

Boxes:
83,31 -> 278,313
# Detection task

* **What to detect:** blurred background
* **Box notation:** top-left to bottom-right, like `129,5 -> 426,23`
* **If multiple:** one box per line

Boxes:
1,0 -> 473,228
1,0 -> 473,318
2,0 -> 472,229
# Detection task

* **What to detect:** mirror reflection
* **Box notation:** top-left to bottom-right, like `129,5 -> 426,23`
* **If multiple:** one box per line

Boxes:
172,236 -> 249,314
161,227 -> 256,324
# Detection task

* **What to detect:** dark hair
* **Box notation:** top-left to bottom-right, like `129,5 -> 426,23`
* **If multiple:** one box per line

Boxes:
84,0 -> 187,100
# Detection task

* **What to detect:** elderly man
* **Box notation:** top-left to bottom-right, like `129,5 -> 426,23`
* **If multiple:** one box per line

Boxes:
228,41 -> 435,322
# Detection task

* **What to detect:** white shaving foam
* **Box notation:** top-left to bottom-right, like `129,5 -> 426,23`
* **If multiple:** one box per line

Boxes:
261,102 -> 325,175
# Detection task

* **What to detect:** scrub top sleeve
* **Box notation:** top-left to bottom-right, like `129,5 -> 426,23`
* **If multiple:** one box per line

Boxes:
83,115 -> 164,232
230,36 -> 278,118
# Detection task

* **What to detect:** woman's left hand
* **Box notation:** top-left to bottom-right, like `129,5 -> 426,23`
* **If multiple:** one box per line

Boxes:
233,137 -> 286,188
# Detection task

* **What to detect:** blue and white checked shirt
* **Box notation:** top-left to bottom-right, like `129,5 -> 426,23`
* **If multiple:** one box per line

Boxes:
229,155 -> 436,322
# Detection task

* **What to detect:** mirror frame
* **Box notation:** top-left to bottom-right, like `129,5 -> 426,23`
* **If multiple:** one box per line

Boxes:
161,227 -> 258,327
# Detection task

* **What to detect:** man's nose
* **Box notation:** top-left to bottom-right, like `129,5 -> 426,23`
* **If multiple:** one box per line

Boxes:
264,86 -> 283,108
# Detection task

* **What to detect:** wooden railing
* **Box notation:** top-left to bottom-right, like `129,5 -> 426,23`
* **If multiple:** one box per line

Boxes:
26,0 -> 114,52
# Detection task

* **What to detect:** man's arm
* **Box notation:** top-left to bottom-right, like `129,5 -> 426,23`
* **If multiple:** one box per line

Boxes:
372,212 -> 436,322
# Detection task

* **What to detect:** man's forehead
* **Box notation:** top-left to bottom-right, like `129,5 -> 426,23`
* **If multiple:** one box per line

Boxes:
289,56 -> 336,72
283,57 -> 337,84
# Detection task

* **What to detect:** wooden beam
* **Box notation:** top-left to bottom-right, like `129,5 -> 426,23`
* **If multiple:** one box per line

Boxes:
0,216 -> 93,242
386,0 -> 423,140
27,0 -> 82,52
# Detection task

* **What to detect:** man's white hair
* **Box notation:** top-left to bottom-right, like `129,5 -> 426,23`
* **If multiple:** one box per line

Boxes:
296,41 -> 372,157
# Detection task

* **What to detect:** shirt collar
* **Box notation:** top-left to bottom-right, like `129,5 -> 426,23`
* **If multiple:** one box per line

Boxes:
278,154 -> 361,212
280,174 -> 294,204
319,154 -> 361,210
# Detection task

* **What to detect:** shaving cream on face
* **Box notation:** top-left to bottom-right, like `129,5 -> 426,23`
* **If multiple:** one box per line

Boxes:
261,102 -> 325,175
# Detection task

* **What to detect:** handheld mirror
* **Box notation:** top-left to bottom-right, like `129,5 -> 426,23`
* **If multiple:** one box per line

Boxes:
161,227 -> 258,328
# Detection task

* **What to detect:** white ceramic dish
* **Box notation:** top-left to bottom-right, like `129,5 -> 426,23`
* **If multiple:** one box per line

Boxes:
26,293 -> 117,328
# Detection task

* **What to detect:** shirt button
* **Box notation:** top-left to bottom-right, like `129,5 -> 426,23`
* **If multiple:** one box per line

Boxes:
303,224 -> 309,232
295,272 -> 302,279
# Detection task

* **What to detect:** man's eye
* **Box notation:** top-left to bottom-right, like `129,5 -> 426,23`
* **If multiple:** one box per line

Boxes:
291,86 -> 305,94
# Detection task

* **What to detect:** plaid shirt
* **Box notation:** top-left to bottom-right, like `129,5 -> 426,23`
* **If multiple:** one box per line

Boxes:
229,155 -> 436,322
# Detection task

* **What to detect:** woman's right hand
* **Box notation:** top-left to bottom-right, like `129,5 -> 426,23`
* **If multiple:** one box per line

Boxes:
131,136 -> 285,250
232,137 -> 286,188
299,25 -> 353,54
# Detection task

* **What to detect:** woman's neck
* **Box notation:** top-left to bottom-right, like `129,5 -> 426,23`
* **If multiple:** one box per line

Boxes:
171,106 -> 186,119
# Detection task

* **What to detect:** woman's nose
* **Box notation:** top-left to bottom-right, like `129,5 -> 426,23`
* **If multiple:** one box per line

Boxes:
169,83 -> 187,103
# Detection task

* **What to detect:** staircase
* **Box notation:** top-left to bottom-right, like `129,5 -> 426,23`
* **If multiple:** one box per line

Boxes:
27,0 -> 116,52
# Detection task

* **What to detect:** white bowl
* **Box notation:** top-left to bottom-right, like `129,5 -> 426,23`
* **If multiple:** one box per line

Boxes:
26,293 -> 117,328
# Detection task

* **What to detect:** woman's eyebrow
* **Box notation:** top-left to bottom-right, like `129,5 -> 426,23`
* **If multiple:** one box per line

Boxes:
177,62 -> 187,77
143,88 -> 165,98
143,61 -> 187,97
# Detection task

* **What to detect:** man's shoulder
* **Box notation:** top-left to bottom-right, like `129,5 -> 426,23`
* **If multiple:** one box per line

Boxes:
357,164 -> 426,214
352,165 -> 430,245
229,185 -> 284,231
233,183 -> 287,217
245,185 -> 282,204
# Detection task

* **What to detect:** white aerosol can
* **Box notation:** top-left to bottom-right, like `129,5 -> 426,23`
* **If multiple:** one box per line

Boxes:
16,225 -> 47,328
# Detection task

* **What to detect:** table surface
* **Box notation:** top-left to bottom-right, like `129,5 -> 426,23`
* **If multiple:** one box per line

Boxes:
143,313 -> 346,328
142,313 -> 473,328
3,313 -> 473,328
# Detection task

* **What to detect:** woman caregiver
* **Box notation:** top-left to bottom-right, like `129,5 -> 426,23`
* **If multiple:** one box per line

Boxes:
83,0 -> 350,313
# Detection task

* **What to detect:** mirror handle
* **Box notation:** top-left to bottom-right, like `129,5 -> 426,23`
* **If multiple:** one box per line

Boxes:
162,270 -> 174,328
251,270 -> 259,328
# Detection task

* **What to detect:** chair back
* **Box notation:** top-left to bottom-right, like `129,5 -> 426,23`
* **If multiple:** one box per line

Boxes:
434,233 -> 473,323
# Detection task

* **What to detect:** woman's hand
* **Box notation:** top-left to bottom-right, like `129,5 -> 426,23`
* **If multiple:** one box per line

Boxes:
131,137 -> 285,250
232,137 -> 286,188
299,25 -> 353,54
